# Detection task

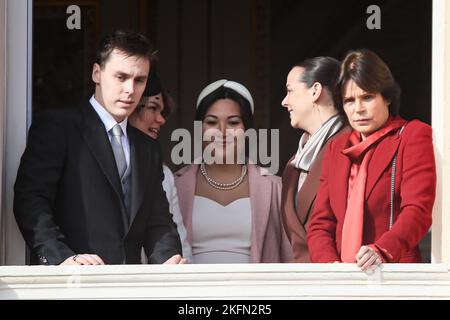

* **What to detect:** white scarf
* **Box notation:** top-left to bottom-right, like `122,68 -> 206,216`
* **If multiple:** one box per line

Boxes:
291,114 -> 345,172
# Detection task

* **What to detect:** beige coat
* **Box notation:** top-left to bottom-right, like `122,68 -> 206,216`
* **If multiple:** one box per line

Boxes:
281,127 -> 350,262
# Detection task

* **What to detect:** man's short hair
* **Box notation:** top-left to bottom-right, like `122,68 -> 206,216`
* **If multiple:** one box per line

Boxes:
95,29 -> 154,68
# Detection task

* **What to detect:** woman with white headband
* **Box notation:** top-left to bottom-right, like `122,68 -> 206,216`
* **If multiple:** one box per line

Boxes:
175,79 -> 293,263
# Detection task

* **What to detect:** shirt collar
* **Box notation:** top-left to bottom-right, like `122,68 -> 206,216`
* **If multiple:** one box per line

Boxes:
89,95 -> 128,137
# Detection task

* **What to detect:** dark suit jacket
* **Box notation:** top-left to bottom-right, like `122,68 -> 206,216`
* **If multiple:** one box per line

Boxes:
307,119 -> 436,263
14,102 -> 181,265
281,127 -> 350,262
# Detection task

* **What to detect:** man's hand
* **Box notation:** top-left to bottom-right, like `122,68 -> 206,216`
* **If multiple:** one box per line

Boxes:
163,254 -> 187,264
60,254 -> 105,265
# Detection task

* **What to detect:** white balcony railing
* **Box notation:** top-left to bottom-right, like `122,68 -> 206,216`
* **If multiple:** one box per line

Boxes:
1,263 -> 450,299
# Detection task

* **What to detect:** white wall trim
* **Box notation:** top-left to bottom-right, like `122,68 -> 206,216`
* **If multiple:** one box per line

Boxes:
3,0 -> 31,265
0,0 -> 7,265
432,0 -> 450,263
1,264 -> 450,299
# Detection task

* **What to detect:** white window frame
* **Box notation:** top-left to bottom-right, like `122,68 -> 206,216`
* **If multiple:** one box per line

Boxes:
0,0 -> 31,265
432,0 -> 450,263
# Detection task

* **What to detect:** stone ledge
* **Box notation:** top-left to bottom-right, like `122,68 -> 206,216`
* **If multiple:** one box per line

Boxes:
1,263 -> 450,299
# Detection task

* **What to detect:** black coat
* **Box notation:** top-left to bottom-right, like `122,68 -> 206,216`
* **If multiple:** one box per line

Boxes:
14,103 -> 181,265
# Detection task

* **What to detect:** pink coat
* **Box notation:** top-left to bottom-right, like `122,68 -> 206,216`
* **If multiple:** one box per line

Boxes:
174,164 -> 293,263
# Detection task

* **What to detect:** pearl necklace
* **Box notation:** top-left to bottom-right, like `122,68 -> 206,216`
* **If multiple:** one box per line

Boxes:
200,163 -> 247,190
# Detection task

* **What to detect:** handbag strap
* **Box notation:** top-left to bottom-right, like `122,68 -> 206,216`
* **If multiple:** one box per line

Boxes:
389,124 -> 407,230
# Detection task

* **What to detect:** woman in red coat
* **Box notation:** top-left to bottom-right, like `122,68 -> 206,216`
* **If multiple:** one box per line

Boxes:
307,49 -> 436,271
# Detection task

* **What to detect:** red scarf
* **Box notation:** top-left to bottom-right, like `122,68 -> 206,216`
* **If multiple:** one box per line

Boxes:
340,116 -> 406,262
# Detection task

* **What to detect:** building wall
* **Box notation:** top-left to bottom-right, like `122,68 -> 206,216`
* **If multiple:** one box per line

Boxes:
0,0 -> 7,265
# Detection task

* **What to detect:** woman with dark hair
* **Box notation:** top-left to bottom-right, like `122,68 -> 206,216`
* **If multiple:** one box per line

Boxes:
307,49 -> 436,270
175,79 -> 293,263
129,70 -> 193,263
280,57 -> 348,262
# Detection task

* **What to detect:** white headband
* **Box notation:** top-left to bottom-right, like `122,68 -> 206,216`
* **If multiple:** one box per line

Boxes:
196,79 -> 254,113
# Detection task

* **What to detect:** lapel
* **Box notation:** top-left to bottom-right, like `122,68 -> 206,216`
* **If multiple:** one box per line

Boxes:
296,148 -> 326,226
174,165 -> 198,244
281,159 -> 306,247
78,104 -> 123,200
248,165 -> 272,262
365,132 -> 401,200
330,133 -> 352,218
281,158 -> 300,219
128,127 -> 151,228
78,104 -> 129,232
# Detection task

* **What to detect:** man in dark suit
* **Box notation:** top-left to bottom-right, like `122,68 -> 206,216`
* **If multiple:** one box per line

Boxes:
14,30 -> 185,265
